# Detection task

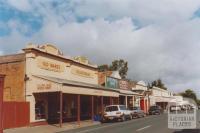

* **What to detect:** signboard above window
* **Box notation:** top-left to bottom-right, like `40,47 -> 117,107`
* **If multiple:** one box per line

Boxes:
37,58 -> 65,72
106,76 -> 118,89
119,80 -> 130,90
71,67 -> 94,78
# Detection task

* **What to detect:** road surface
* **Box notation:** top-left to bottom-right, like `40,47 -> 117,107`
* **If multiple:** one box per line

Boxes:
60,112 -> 200,133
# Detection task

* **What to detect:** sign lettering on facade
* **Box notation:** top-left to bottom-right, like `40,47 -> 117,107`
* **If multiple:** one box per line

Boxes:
37,83 -> 52,90
93,90 -> 103,94
71,67 -> 94,78
37,59 -> 65,72
119,80 -> 129,90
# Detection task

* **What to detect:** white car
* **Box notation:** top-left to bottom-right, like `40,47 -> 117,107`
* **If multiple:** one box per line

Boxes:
101,105 -> 132,122
169,105 -> 181,112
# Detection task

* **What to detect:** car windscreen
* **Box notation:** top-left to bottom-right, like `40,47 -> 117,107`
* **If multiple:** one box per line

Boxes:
130,107 -> 138,110
105,106 -> 118,112
150,106 -> 158,110
119,105 -> 127,110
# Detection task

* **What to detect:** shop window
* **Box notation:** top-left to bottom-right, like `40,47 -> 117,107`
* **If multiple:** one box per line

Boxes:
35,101 -> 46,120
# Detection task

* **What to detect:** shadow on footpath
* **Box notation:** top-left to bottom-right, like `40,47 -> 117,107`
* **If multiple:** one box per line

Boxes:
173,129 -> 200,133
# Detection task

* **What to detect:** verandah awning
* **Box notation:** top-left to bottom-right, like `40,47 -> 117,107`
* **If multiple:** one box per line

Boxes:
119,89 -> 142,96
32,75 -> 119,97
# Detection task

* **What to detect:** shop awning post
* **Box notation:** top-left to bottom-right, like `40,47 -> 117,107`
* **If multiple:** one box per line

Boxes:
59,91 -> 63,128
101,96 -> 104,116
77,95 -> 80,125
91,96 -> 94,122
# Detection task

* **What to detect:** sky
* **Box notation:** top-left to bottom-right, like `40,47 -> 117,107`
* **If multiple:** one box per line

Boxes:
0,0 -> 200,97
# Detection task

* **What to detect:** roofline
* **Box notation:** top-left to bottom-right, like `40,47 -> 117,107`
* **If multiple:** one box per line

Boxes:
0,53 -> 25,58
23,48 -> 98,70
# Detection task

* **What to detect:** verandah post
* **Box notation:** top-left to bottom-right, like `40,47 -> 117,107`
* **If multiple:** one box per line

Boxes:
101,96 -> 104,116
91,96 -> 94,121
77,94 -> 80,125
59,91 -> 63,128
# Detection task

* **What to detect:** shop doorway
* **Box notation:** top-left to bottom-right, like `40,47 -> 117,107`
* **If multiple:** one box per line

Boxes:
119,95 -> 126,105
80,95 -> 91,120
63,94 -> 77,122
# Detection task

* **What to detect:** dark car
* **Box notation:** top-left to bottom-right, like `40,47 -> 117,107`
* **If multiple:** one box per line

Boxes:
130,106 -> 145,118
148,105 -> 162,115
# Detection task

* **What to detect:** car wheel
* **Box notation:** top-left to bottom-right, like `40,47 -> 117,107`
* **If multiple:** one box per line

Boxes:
129,115 -> 132,120
101,118 -> 106,123
121,115 -> 126,122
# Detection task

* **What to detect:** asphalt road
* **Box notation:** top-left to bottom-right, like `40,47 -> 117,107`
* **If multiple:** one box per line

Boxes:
60,112 -> 200,133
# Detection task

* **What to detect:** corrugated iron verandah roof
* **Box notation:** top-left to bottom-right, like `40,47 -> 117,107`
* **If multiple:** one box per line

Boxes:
33,75 -> 119,93
33,75 -> 141,96
119,89 -> 142,96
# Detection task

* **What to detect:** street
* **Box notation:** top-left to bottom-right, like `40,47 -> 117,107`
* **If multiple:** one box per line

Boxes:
60,113 -> 200,133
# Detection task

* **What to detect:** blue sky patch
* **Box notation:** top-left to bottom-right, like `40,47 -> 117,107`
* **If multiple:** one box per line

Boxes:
0,3 -> 43,37
192,8 -> 200,19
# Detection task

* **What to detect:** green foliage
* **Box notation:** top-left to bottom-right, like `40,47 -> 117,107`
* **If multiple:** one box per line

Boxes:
197,99 -> 200,106
147,83 -> 152,89
98,64 -> 109,72
151,79 -> 167,90
180,89 -> 197,102
98,59 -> 128,79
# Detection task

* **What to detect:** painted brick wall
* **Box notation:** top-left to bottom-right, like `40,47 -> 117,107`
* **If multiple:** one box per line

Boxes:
0,54 -> 25,101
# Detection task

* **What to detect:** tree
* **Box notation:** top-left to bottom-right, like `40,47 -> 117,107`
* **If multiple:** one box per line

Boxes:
180,89 -> 197,102
109,59 -> 128,79
98,59 -> 128,79
151,81 -> 157,87
196,99 -> 200,106
151,79 -> 167,90
147,83 -> 152,89
98,64 -> 109,72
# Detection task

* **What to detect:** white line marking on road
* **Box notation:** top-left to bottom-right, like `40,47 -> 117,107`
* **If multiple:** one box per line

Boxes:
75,125 -> 114,133
136,125 -> 152,132
75,115 -> 158,133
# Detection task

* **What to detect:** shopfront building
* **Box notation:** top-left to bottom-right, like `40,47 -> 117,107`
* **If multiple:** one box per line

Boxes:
132,81 -> 150,113
22,44 -> 121,126
0,44 -> 121,129
104,74 -> 141,108
149,86 -> 174,110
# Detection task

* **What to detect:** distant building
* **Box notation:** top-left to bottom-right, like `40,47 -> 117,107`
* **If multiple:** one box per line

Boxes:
149,86 -> 174,110
132,81 -> 150,113
98,71 -> 142,109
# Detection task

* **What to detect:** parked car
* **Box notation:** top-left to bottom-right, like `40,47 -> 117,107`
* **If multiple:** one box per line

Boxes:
101,105 -> 132,123
149,105 -> 162,115
169,105 -> 181,112
130,106 -> 145,118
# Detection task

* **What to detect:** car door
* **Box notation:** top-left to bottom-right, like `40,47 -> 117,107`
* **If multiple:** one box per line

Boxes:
119,105 -> 128,116
105,106 -> 118,117
138,107 -> 143,116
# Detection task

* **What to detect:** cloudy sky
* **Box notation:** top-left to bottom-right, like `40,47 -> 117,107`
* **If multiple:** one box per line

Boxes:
0,0 -> 200,97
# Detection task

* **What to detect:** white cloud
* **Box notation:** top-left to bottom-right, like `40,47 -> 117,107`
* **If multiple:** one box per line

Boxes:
73,0 -> 200,25
1,0 -> 200,97
6,0 -> 32,12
